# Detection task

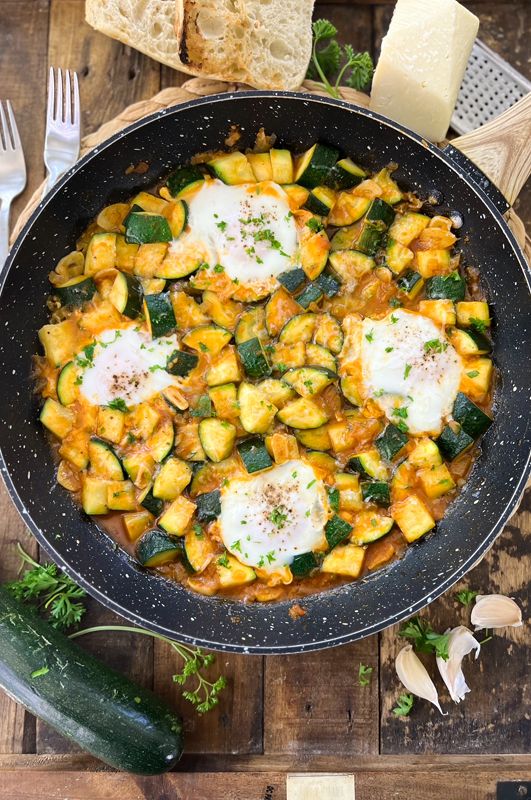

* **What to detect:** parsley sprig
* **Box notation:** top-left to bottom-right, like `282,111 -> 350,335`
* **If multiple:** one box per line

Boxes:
393,693 -> 414,717
7,544 -> 227,714
307,20 -> 374,98
358,663 -> 373,687
455,589 -> 478,606
6,543 -> 87,629
399,616 -> 450,660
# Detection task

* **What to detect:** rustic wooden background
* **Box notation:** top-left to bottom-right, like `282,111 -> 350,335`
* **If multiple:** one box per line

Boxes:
0,1 -> 529,798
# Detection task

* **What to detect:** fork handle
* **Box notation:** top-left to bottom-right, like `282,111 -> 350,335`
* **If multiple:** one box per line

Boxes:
0,200 -> 11,272
44,164 -> 67,197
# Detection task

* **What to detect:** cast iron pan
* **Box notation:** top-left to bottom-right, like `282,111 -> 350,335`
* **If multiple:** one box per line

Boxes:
0,92 -> 530,654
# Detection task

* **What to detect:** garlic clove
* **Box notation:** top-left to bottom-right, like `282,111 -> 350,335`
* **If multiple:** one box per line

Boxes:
395,644 -> 445,715
471,594 -> 523,630
436,626 -> 480,704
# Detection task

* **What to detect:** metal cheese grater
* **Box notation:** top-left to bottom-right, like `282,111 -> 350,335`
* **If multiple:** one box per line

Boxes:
451,38 -> 531,135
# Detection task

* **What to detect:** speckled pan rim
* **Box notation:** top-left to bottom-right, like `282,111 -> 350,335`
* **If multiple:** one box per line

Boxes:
1,90 -> 530,654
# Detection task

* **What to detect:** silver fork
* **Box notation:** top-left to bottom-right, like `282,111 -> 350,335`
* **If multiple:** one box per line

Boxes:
44,67 -> 80,196
0,101 -> 26,270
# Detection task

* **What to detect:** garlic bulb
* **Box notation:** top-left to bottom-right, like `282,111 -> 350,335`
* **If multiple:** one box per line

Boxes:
395,644 -> 445,714
436,626 -> 480,703
471,594 -> 523,630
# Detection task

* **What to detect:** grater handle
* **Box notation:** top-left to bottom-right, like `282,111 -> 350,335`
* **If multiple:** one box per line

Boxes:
451,92 -> 531,206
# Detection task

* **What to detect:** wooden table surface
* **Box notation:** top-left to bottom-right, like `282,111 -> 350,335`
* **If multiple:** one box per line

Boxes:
0,2 -> 529,798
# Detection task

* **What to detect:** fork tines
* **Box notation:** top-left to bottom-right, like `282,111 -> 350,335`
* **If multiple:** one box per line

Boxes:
47,67 -> 80,127
0,100 -> 22,152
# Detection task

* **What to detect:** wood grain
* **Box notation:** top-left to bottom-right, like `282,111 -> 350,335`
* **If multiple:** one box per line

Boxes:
264,639 -> 379,756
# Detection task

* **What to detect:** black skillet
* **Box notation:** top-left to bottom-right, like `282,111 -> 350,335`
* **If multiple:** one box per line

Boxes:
0,91 -> 530,654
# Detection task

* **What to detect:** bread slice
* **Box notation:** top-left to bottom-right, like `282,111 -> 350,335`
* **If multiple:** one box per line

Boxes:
176,0 -> 315,90
85,0 -> 314,90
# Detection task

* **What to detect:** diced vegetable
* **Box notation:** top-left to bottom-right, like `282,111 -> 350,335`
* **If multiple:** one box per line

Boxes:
436,423 -> 474,460
123,510 -> 154,542
300,228 -> 329,280
247,152 -> 273,182
125,212 -> 172,245
294,143 -> 339,188
207,151 -> 254,184
348,449 -> 389,480
237,437 -> 273,473
417,463 -> 456,498
269,148 -> 294,184
257,378 -> 296,408
447,327 -> 491,356
328,194 -> 370,227
416,249 -> 451,278
334,472 -> 363,511
397,270 -> 424,299
425,271 -> 465,301
361,480 -> 390,506
325,514 -> 353,549
277,268 -> 306,294
109,272 -> 143,319
55,276 -> 97,307
88,437 -> 124,480
305,343 -> 337,373
182,528 -> 216,573
351,511 -> 393,545
167,165 -> 204,197
305,185 -> 336,216
238,382 -> 277,434
148,418 -> 175,462
217,555 -> 256,588
295,424 -> 331,451
159,495 -> 197,536
182,324 -> 232,356
235,306 -> 267,344
418,299 -> 456,327
136,530 -> 181,566
279,312 -> 316,344
388,212 -> 429,246
265,287 -> 302,337
291,552 -> 319,577
282,366 -> 335,397
459,358 -> 492,402
315,270 -> 341,298
321,543 -> 365,577
409,438 -> 442,469
327,158 -> 366,190
208,383 -> 239,420
198,418 -> 237,462
153,457 -> 192,501
391,494 -> 435,542
375,424 -> 408,461
139,489 -> 164,518
265,432 -> 299,464
237,337 -> 271,379
144,292 -> 177,337
314,312 -> 343,354
452,392 -> 492,438
107,480 -> 137,511
56,362 -> 80,406
206,347 -> 242,386
85,233 -> 117,275
277,397 -> 329,429
386,239 -> 414,275
166,350 -> 199,377
96,407 -> 125,445
202,291 -> 242,330
195,489 -> 221,522
456,301 -> 490,328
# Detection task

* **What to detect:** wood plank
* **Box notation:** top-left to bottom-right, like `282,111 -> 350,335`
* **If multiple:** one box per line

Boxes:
0,768 -> 530,800
313,3 -> 373,53
47,0 -> 160,137
0,0 -> 50,222
380,490 -> 530,754
153,647 -> 263,754
264,638 -> 378,755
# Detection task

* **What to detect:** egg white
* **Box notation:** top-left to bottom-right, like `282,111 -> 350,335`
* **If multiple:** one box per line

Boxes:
168,179 -> 298,290
219,460 -> 329,570
78,327 -> 181,406
341,309 -> 462,435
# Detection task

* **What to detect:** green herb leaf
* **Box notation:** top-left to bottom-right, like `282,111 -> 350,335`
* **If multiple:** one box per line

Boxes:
399,616 -> 450,660
455,589 -> 478,606
306,38 -> 341,81
358,663 -> 373,687
107,398 -> 128,412
307,18 -> 373,98
404,363 -> 412,379
466,370 -> 480,378
469,317 -> 488,333
393,693 -> 414,717
345,50 -> 374,91
31,666 -> 49,678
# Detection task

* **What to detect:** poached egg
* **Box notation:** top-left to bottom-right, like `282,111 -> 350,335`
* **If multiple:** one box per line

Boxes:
78,327 -> 180,407
218,460 -> 329,571
341,309 -> 462,435
168,179 -> 298,291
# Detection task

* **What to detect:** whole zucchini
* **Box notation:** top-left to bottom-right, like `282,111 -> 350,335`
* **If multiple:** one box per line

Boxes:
0,586 -> 183,774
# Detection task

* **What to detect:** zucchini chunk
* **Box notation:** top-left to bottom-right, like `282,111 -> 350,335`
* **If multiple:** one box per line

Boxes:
327,157 -> 366,190
237,337 -> 271,379
217,554 -> 257,588
265,432 -> 299,464
321,543 -> 365,578
190,394 -> 212,418
416,248 -> 451,278
460,358 -> 492,402
182,528 -> 216,574
291,552 -> 319,577
84,233 -> 117,275
207,151 -> 254,184
278,268 -> 306,294
328,195 -> 370,227
271,342 -> 306,371
199,418 -> 236,462
88,437 -> 124,480
375,424 -> 409,461
314,313 -> 343,354
305,450 -> 336,477
269,148 -> 294,184
425,271 -> 465,301
247,152 -> 273,182
148,418 -> 175,462
348,448 -> 389,480
235,306 -> 267,344
166,350 -> 199,377
237,437 -> 273,473
447,327 -> 491,356
109,272 -> 143,319
140,488 -> 164,518
123,452 -> 156,489
56,362 -> 80,406
277,397 -> 329,429
166,165 -> 204,197
305,343 -> 337,373
340,375 -> 363,407
182,324 -> 232,356
283,183 -> 310,208
366,198 -> 396,228
436,422 -> 474,460
295,424 -> 331,451
0,586 -> 184,774
408,438 -> 442,469
202,291 -> 242,330
257,379 -> 296,408
296,283 -> 323,309
456,301 -> 490,328
452,392 -> 492,438
116,235 -> 140,270
417,463 -> 456,498
388,212 -> 430,246
40,398 -> 74,439
418,299 -> 456,327
81,476 -> 109,514
315,270 -> 341,298
282,366 -> 335,398
351,511 -> 393,545
171,291 -> 208,328
96,407 -> 125,444
123,510 -> 155,542
208,383 -> 239,420
153,457 -> 192,501
329,250 -> 374,285
55,276 -> 96,307
106,480 -> 137,511
125,212 -> 172,245
238,382 -> 277,434
144,292 -> 177,337
206,347 -> 242,387
279,312 -> 316,344
159,496 -> 197,536
334,472 -> 363,511
391,494 -> 435,542
300,228 -> 329,280
305,186 -> 336,216
294,143 -> 339,188
374,168 -> 403,204
136,530 -> 181,566
195,489 -> 221,523
361,480 -> 390,506
396,270 -> 424,300
386,239 -> 414,275
265,287 -> 302,337
325,514 -> 353,550
165,200 -> 188,239
328,486 -> 340,512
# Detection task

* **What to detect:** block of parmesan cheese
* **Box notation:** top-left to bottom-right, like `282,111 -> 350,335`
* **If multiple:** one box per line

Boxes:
369,0 -> 479,142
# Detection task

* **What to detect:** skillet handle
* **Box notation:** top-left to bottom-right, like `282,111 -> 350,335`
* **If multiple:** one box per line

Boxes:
450,93 -> 531,207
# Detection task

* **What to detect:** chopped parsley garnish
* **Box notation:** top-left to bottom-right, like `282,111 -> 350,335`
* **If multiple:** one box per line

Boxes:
455,589 -> 478,606
303,379 -> 314,393
231,539 -> 242,552
306,217 -> 324,233
31,666 -> 50,679
327,487 -> 340,512
292,470 -> 298,478
390,314 -> 398,324
217,553 -> 230,568
148,364 -> 164,372
75,342 -> 96,368
399,616 -> 450,660
365,330 -> 374,343
190,395 -> 212,417
389,297 -> 402,308
404,363 -> 412,379
385,346 -> 394,353
307,479 -> 317,488
269,507 -> 288,529
467,370 -> 480,378
216,220 -> 228,232
199,342 -> 209,352
193,523 -> 204,538
213,264 -> 225,273
358,663 -> 373,687
396,420 -> 409,433
424,338 -> 448,353
373,389 -> 384,397
470,317 -> 488,333
393,693 -> 414,717
265,550 -> 276,564
108,398 -> 128,412
392,406 -> 408,419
